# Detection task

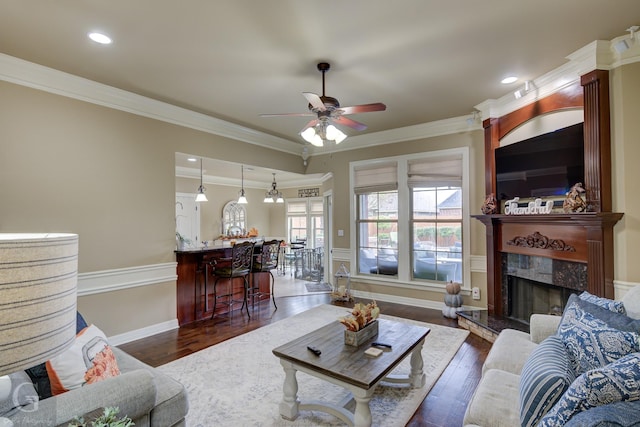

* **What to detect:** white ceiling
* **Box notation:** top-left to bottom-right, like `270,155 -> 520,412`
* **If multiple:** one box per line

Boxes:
1,1 -> 638,185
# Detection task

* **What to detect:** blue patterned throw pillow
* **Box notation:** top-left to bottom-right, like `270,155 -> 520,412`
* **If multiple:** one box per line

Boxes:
519,335 -> 576,427
557,300 -> 640,375
538,352 -> 640,427
580,291 -> 626,314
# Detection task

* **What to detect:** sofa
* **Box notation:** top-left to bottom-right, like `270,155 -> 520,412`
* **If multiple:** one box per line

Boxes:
464,286 -> 640,427
3,323 -> 188,427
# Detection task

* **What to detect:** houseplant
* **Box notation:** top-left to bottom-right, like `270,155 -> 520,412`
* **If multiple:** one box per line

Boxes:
68,407 -> 133,427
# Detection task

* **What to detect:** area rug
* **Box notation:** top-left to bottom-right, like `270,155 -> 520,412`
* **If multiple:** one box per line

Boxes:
157,304 -> 469,427
304,281 -> 332,292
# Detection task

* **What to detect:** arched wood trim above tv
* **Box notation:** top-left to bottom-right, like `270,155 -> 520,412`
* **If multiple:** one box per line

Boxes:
482,70 -> 611,212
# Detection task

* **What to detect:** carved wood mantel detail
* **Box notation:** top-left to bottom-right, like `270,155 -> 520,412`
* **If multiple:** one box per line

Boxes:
476,70 -> 623,316
506,231 -> 576,252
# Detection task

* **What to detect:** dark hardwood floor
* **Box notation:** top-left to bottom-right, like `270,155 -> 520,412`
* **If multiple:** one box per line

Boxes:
119,293 -> 491,427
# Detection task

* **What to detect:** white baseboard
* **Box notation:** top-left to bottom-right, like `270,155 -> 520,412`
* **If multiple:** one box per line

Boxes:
614,280 -> 640,298
109,318 -> 179,346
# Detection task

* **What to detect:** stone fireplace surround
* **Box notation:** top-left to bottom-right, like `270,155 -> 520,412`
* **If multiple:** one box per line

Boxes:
474,69 -> 623,318
503,253 -> 587,322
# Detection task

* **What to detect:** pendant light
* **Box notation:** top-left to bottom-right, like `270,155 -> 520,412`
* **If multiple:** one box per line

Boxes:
238,165 -> 248,204
195,158 -> 208,202
264,173 -> 284,203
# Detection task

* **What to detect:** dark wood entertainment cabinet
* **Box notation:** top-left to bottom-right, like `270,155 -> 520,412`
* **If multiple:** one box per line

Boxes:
477,70 -> 623,316
175,245 -> 272,326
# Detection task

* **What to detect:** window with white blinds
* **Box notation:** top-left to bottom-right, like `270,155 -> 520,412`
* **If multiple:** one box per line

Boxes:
408,154 -> 463,188
354,162 -> 398,194
350,148 -> 468,287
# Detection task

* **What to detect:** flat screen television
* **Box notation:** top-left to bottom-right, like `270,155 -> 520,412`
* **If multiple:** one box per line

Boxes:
495,122 -> 584,202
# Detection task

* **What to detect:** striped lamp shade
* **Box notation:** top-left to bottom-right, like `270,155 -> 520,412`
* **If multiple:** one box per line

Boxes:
0,233 -> 78,376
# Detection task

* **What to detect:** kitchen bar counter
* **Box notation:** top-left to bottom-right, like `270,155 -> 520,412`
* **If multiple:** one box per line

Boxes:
175,243 -> 271,326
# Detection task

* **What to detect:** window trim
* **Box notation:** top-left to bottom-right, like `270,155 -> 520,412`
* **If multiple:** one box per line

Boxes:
349,147 -> 471,290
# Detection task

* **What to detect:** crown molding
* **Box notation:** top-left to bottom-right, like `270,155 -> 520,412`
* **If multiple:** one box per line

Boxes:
3,33 -> 637,158
475,38 -> 640,120
309,115 -> 482,155
0,53 -> 300,154
175,165 -> 329,188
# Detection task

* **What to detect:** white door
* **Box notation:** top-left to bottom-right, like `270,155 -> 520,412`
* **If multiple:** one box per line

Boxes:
175,193 -> 200,249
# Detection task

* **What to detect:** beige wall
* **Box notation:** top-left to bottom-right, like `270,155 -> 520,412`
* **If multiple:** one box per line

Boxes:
0,81 -> 302,336
611,62 -> 640,283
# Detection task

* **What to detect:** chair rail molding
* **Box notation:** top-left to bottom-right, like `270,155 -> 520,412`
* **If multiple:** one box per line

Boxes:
78,262 -> 177,296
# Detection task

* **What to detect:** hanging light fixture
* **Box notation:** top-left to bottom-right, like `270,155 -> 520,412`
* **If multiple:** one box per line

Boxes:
238,165 -> 248,204
300,118 -> 347,147
195,158 -> 208,202
264,173 -> 284,203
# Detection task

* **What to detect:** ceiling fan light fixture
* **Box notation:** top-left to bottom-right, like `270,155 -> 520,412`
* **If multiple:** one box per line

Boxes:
326,124 -> 347,144
263,62 -> 385,143
301,127 -> 323,146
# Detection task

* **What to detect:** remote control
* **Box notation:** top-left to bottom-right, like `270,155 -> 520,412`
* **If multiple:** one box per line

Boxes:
307,345 -> 321,356
372,342 -> 392,349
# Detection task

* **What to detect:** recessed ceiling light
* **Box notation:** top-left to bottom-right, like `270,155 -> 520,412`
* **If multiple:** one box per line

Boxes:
501,76 -> 518,84
88,32 -> 112,45
187,157 -> 197,162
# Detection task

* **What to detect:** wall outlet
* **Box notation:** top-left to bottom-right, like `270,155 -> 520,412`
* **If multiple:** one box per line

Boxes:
337,229 -> 344,237
472,287 -> 481,300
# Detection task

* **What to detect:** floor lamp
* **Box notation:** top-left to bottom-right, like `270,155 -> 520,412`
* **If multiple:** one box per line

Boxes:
0,233 -> 78,426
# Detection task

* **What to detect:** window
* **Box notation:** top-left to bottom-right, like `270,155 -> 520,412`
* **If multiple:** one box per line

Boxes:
351,149 -> 469,287
354,162 -> 398,277
410,155 -> 463,283
286,198 -> 324,249
222,201 -> 246,235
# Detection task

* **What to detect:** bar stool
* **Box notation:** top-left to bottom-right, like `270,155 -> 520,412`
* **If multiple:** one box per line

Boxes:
209,241 -> 255,318
248,239 -> 281,310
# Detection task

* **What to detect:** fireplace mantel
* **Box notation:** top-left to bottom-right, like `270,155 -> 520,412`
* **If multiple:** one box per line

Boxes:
474,213 -> 622,315
477,70 -> 624,316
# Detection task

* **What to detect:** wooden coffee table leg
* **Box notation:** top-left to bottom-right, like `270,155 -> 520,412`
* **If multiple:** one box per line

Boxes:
279,359 -> 300,420
409,337 -> 427,388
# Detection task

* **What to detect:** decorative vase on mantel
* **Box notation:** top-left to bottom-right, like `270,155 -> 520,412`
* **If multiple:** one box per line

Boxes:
443,281 -> 463,319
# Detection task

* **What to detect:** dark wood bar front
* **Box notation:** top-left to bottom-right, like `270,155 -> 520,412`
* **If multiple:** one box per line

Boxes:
175,244 -> 272,326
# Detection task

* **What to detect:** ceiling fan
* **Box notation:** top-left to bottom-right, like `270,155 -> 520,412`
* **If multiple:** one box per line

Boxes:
260,62 -> 386,146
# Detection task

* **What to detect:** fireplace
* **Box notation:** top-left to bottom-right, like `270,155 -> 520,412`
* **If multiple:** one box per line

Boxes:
475,71 -> 623,316
502,253 -> 586,323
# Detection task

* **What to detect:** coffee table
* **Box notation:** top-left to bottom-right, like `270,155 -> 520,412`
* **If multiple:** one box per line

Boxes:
272,318 -> 430,427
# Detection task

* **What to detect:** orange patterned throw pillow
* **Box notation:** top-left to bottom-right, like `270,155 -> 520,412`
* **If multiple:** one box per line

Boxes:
46,324 -> 120,395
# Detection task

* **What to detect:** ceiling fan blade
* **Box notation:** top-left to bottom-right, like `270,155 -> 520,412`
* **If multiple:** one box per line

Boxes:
259,112 -> 315,117
339,102 -> 386,115
302,92 -> 326,111
333,116 -> 367,131
300,119 -> 319,132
